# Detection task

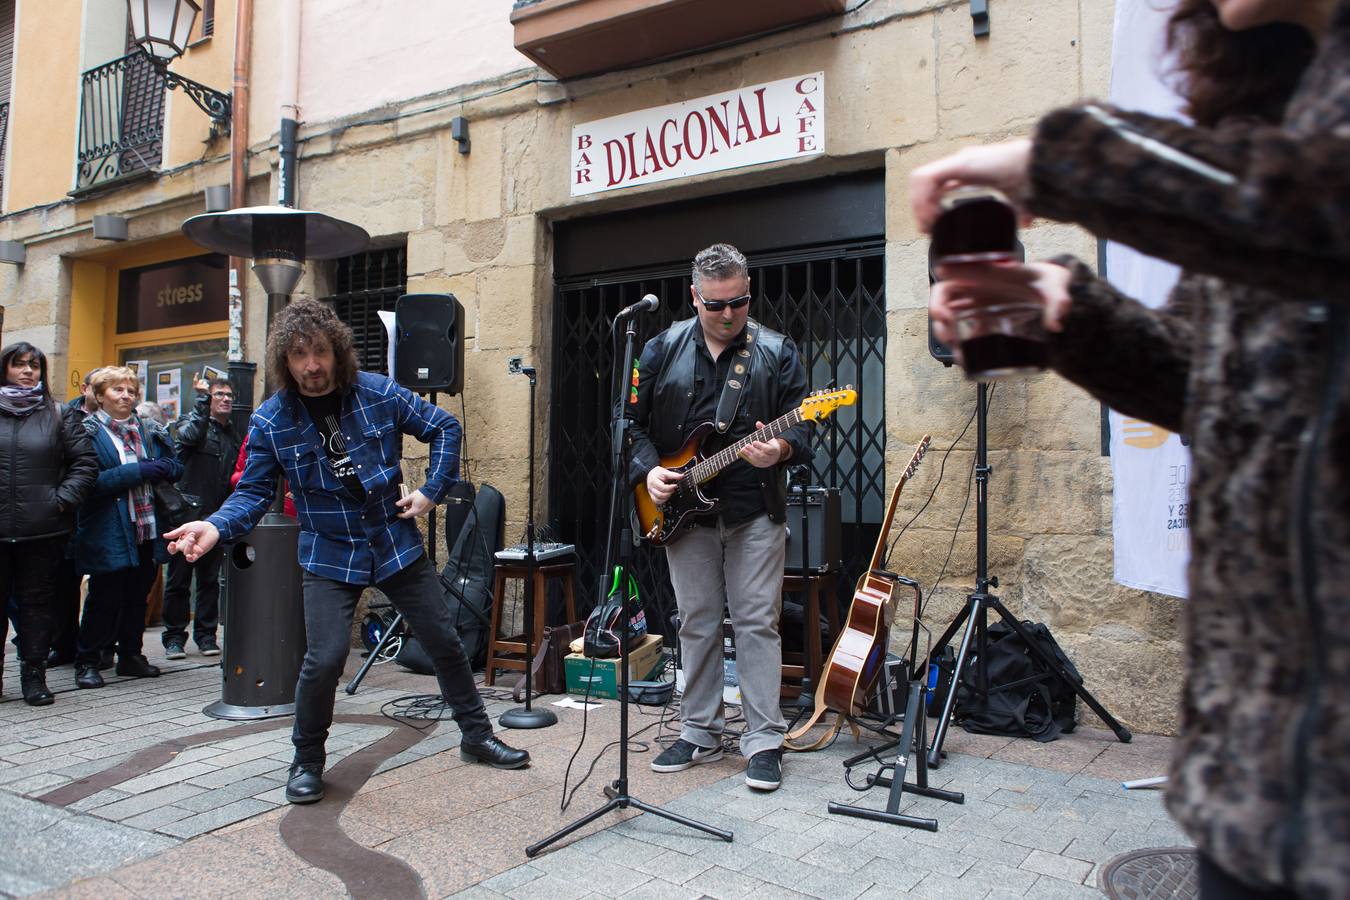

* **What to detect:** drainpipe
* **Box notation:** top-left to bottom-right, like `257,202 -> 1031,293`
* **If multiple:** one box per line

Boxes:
228,0 -> 256,435
277,0 -> 301,209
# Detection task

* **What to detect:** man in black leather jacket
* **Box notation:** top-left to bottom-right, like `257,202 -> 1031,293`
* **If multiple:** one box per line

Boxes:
161,376 -> 240,658
628,243 -> 809,792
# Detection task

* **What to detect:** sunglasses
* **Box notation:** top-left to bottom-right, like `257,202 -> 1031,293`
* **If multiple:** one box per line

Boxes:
696,291 -> 752,312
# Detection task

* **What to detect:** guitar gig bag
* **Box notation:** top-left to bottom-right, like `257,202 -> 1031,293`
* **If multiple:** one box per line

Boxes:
436,482 -> 506,669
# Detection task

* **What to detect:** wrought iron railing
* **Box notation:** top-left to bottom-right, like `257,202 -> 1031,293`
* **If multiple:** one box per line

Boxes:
0,101 -> 9,208
74,53 -> 165,193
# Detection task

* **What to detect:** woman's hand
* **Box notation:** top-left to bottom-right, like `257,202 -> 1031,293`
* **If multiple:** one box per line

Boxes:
929,261 -> 1075,347
910,139 -> 1034,232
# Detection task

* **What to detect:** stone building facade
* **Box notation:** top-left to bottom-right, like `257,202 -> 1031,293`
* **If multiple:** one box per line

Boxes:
0,0 -> 1184,734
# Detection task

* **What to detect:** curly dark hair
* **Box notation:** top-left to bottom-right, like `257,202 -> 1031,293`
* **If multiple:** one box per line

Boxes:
266,299 -> 360,394
1166,0 -> 1316,127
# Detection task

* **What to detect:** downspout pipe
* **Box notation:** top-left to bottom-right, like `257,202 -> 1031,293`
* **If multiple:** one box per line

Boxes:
228,0 -> 256,435
277,0 -> 301,208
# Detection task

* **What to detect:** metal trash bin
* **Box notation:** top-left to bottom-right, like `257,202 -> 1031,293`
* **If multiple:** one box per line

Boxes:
203,510 -> 306,719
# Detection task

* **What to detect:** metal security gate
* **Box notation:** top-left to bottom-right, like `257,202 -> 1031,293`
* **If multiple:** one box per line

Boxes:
549,241 -> 886,624
327,246 -> 407,376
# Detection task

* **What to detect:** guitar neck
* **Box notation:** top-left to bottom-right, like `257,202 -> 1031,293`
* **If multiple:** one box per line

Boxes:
688,409 -> 803,484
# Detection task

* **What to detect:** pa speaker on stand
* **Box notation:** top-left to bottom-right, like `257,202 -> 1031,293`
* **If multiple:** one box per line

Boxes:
394,293 -> 465,394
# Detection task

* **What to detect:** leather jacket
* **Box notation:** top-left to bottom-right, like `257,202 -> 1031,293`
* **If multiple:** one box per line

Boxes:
174,390 -> 241,510
627,316 -> 810,524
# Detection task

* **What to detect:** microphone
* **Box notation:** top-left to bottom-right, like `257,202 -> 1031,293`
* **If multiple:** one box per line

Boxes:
615,294 -> 660,318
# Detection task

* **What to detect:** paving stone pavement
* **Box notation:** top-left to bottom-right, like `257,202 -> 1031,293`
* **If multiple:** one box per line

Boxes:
0,633 -> 1186,898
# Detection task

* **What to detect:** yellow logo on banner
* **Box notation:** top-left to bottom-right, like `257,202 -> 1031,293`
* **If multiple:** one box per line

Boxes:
1121,419 -> 1171,450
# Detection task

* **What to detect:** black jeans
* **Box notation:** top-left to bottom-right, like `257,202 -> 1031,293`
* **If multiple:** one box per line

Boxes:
49,556 -> 82,659
0,536 -> 67,664
76,543 -> 157,664
292,554 -> 492,765
161,546 -> 222,645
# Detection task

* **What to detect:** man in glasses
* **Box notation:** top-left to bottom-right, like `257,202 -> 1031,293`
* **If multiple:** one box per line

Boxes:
161,376 -> 241,659
628,243 -> 809,792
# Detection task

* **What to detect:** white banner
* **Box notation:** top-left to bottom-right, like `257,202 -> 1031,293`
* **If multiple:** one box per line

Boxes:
570,74 -> 825,196
1107,0 -> 1190,598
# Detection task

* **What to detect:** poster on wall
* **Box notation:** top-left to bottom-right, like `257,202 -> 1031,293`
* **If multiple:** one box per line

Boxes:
126,360 -> 149,400
1107,0 -> 1190,599
156,370 -> 181,422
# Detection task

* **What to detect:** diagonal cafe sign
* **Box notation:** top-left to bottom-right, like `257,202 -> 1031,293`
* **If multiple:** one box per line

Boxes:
571,73 -> 825,197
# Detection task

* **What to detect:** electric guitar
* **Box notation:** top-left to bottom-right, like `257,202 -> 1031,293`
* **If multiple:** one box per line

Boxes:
786,435 -> 931,750
634,388 -> 857,546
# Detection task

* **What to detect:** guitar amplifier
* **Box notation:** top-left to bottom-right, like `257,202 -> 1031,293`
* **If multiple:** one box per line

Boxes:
784,487 -> 842,573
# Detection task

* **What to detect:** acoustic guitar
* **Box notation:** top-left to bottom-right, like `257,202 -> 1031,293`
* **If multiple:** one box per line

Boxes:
786,435 -> 931,749
634,388 -> 857,546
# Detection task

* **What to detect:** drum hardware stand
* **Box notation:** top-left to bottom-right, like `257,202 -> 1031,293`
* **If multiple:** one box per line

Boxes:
527,300 -> 732,857
924,382 -> 1132,769
829,577 -> 964,830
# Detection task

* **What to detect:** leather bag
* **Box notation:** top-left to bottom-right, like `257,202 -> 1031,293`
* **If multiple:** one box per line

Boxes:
153,482 -> 202,532
513,620 -> 585,699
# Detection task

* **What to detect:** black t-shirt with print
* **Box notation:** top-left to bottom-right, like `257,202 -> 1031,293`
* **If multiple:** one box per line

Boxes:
299,391 -> 366,501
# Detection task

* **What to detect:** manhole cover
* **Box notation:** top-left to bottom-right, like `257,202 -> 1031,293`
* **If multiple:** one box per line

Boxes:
1101,848 -> 1198,900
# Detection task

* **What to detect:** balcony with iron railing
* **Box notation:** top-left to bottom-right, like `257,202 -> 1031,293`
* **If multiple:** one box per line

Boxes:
73,52 -> 167,195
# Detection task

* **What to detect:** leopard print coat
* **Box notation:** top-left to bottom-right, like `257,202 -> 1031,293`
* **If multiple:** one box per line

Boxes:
1023,7 -> 1350,896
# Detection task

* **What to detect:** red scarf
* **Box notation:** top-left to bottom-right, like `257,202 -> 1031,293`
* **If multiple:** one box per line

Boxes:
100,412 -> 156,544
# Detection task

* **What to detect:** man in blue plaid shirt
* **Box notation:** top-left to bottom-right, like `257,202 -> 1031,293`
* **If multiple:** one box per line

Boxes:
167,299 -> 528,805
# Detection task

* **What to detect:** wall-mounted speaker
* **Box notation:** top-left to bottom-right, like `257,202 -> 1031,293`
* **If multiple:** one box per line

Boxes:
394,293 -> 465,394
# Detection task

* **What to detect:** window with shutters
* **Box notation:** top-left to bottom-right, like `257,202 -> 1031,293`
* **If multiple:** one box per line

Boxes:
72,22 -> 167,192
325,246 -> 408,377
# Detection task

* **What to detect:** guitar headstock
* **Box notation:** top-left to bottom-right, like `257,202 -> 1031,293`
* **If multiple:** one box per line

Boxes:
904,434 -> 932,480
800,386 -> 858,422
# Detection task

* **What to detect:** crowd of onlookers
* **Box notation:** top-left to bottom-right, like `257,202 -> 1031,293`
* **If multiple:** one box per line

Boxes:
0,341 -> 244,707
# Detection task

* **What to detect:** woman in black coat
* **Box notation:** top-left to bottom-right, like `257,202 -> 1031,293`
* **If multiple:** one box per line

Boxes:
0,342 -> 99,704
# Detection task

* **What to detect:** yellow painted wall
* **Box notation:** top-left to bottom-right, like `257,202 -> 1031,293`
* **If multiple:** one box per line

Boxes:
6,0 -> 84,211
162,2 -> 236,171
65,236 -> 227,402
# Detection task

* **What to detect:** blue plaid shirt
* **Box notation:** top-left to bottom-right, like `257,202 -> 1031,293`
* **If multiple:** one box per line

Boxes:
207,371 -> 460,585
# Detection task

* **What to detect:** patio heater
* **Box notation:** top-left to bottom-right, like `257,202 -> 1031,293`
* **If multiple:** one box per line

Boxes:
182,206 -> 369,719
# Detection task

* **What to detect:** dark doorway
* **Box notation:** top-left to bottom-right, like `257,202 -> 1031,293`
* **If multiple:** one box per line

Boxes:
548,173 -> 887,626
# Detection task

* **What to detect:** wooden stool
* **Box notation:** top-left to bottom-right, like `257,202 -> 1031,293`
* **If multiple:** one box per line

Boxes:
780,571 -> 840,698
484,561 -> 577,686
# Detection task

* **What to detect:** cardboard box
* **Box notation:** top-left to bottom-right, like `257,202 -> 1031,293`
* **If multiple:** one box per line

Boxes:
564,633 -> 664,700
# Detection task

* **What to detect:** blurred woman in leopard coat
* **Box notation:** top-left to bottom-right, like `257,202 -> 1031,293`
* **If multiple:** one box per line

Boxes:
916,1 -> 1350,896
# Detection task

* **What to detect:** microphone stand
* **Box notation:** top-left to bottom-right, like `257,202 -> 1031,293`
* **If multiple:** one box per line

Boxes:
501,365 -> 555,729
526,306 -> 732,856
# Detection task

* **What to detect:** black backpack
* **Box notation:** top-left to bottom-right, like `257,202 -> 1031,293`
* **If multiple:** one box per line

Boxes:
953,620 -> 1081,742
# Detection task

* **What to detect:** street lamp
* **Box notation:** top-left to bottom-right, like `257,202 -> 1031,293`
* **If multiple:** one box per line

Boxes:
125,0 -> 232,131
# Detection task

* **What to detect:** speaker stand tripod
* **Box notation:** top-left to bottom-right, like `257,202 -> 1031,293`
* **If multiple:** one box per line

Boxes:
526,304 -> 732,857
925,383 -> 1132,769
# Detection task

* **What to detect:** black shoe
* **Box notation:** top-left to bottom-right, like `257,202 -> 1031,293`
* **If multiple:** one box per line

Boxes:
115,654 -> 161,678
196,637 -> 220,657
285,762 -> 325,804
163,639 -> 186,660
75,664 -> 105,689
46,650 -> 75,668
459,736 -> 530,770
98,649 -> 115,671
650,738 -> 723,773
20,662 -> 54,706
745,748 -> 783,791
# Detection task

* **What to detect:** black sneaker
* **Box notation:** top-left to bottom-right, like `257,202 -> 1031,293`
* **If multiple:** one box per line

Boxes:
745,748 -> 783,791
650,739 -> 723,773
163,640 -> 187,660
196,637 -> 220,657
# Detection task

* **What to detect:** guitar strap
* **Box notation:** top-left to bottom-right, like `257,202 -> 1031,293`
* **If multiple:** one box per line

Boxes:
713,320 -> 760,435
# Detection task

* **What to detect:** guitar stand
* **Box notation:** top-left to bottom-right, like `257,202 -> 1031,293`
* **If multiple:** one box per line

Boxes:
829,679 -> 964,831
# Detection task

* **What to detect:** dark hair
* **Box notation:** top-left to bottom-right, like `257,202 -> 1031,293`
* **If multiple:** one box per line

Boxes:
266,298 -> 360,394
1,342 -> 52,402
208,377 -> 234,393
1166,0 -> 1316,127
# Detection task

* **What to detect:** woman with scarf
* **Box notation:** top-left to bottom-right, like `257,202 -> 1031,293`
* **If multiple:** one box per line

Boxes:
0,343 -> 98,704
70,366 -> 183,689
